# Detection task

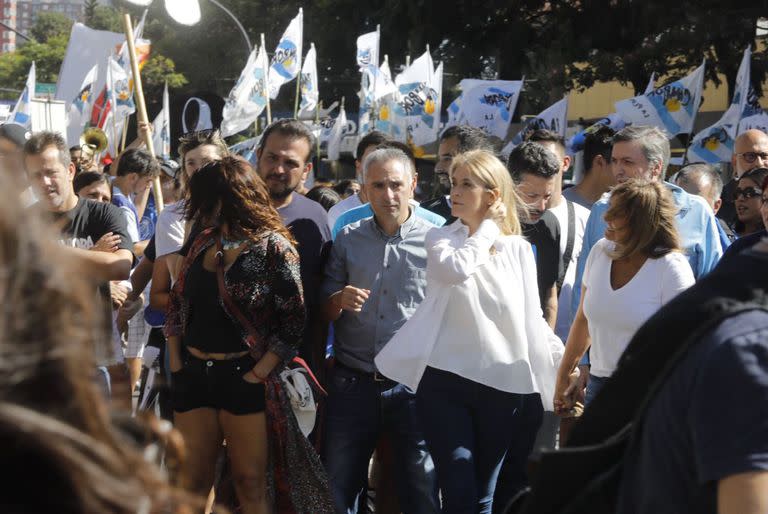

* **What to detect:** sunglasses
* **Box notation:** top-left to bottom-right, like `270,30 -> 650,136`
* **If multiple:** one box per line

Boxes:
736,152 -> 768,163
733,187 -> 762,201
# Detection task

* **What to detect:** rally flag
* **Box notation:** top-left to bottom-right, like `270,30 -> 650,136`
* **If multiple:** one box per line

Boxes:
221,45 -> 270,137
687,48 -> 751,163
449,79 -> 523,139
299,43 -> 319,114
508,96 -> 569,151
107,56 -> 136,120
152,81 -> 170,160
615,60 -> 706,136
268,9 -> 303,99
380,55 -> 392,81
66,64 -> 99,146
356,30 -> 379,69
390,50 -> 442,145
644,72 -> 656,94
738,92 -> 768,134
327,103 -> 347,161
9,62 -> 35,128
567,113 -> 625,155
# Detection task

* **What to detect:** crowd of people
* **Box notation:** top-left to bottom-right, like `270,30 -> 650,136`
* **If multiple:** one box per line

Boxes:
0,115 -> 766,514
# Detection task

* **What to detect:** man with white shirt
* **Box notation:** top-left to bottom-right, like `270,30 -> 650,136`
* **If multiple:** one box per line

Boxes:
327,130 -> 390,229
111,148 -> 160,258
526,130 -> 591,343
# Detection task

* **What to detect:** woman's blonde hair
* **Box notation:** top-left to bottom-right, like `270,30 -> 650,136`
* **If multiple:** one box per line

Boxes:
604,179 -> 682,260
450,149 -> 523,236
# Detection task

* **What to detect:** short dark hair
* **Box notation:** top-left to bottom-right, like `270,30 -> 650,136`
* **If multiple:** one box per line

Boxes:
258,119 -> 315,162
305,186 -> 341,211
356,131 -> 390,161
526,129 -> 566,154
73,171 -> 109,193
583,125 -> 615,175
676,163 -> 723,200
115,148 -> 160,178
440,125 -> 495,153
507,141 -> 560,182
23,131 -> 70,169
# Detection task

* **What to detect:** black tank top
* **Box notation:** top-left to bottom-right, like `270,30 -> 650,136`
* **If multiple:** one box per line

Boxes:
183,255 -> 247,353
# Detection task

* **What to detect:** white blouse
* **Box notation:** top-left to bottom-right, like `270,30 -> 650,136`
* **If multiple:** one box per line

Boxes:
375,219 -> 564,410
582,238 -> 695,378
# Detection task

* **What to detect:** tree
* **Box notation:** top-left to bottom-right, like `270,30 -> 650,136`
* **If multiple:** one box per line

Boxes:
84,0 -> 99,27
29,12 -> 72,43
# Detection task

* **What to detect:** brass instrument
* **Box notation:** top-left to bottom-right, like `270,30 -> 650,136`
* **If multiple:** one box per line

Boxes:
78,127 -> 108,172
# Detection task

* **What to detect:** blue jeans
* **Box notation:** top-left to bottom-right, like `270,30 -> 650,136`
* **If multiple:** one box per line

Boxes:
417,367 -> 527,514
323,364 -> 440,514
585,374 -> 609,405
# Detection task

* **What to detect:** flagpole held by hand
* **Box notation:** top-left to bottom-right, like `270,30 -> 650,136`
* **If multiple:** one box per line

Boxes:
122,12 -> 163,213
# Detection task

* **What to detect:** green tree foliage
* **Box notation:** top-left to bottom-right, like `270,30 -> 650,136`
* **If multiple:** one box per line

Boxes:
29,12 -> 72,43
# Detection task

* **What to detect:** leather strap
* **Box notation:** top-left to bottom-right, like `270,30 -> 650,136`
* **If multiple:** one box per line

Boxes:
214,237 -> 326,395
557,200 -> 576,292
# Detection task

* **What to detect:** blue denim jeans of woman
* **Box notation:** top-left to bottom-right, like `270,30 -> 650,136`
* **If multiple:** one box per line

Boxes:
416,367 -> 528,514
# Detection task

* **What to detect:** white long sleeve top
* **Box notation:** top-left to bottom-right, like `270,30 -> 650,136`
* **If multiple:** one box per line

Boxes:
375,219 -> 564,410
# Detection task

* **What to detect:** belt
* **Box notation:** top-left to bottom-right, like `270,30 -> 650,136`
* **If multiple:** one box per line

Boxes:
335,360 -> 394,383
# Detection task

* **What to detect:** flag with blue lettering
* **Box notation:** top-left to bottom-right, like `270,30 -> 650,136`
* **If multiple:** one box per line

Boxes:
222,45 -> 269,137
511,96 -> 569,146
390,50 -> 442,145
688,49 -> 750,163
268,9 -> 303,99
9,62 -> 35,129
615,60 -> 705,136
451,79 -> 523,139
299,43 -> 319,114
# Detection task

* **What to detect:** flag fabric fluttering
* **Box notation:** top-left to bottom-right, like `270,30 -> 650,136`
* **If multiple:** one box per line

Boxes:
687,48 -> 751,163
507,96 -> 569,153
66,64 -> 99,146
356,31 -> 379,69
106,56 -> 136,120
327,103 -> 347,161
9,62 -> 35,129
448,79 -> 523,139
268,9 -> 303,100
567,113 -> 625,155
615,60 -> 706,136
152,81 -> 170,160
299,43 -> 319,114
389,50 -> 442,145
221,45 -> 270,137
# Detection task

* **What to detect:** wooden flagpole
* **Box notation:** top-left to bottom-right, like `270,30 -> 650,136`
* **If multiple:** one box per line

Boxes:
122,12 -> 163,212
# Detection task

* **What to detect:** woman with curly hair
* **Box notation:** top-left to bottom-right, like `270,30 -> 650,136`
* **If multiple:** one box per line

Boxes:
165,156 -> 334,514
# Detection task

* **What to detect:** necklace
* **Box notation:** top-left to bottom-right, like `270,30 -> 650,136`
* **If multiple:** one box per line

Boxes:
221,235 -> 247,250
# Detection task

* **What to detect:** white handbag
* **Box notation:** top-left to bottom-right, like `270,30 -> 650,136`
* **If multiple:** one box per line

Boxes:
280,366 -> 317,437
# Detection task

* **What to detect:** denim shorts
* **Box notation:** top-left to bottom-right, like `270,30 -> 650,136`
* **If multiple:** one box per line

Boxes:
171,351 -> 266,415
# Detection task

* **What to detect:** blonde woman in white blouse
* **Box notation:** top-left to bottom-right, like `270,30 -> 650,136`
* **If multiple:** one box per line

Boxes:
375,150 -> 565,514
554,179 -> 695,414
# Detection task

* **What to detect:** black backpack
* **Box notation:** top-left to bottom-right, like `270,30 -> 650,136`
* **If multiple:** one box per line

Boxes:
506,252 -> 768,514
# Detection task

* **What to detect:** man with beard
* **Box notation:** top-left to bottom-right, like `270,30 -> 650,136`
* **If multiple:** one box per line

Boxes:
256,119 -> 332,371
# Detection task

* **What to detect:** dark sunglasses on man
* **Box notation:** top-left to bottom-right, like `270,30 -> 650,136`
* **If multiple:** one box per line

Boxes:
735,151 -> 768,164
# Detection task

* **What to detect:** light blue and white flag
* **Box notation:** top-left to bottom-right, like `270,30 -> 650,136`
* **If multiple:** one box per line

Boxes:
152,81 -> 170,160
268,9 -> 303,100
450,79 -> 523,139
688,48 -> 750,163
511,96 -> 569,147
66,64 -> 98,146
106,56 -> 135,120
221,45 -> 269,137
356,30 -> 379,69
616,60 -> 705,136
566,113 -> 625,155
300,43 -> 319,114
9,62 -> 35,128
390,51 -> 442,145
